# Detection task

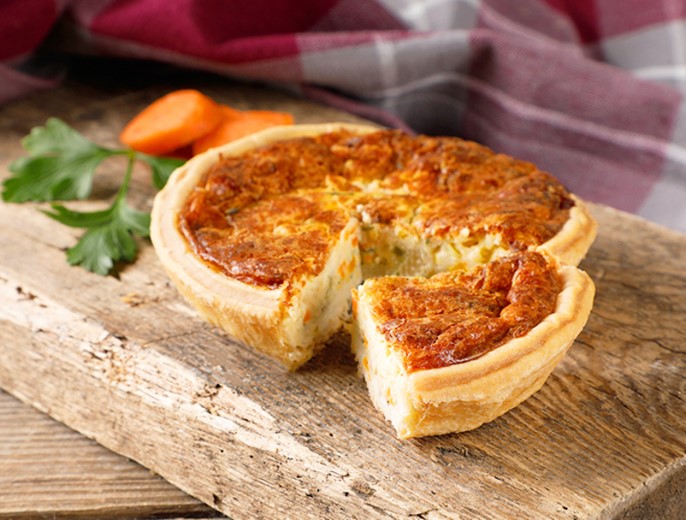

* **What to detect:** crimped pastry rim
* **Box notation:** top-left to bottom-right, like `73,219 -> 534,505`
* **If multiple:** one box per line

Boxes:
405,262 -> 595,401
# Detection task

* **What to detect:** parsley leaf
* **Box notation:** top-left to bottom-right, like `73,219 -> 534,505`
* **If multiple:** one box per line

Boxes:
43,153 -> 151,275
3,118 -> 112,202
60,204 -> 150,275
2,118 -> 185,275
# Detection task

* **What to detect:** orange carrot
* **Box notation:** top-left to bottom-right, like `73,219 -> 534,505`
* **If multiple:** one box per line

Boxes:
192,106 -> 294,155
120,89 -> 223,155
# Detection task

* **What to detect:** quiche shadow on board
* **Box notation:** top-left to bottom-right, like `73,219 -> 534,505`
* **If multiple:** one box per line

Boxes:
150,123 -> 597,439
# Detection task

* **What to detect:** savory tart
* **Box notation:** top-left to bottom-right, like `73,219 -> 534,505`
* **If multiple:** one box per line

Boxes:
151,123 -> 597,437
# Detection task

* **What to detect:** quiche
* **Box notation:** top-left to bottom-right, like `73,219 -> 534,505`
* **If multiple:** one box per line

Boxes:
150,123 -> 596,438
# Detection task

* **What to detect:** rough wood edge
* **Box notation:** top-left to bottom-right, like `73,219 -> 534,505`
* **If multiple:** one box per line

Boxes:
601,457 -> 686,520
0,274 -> 437,519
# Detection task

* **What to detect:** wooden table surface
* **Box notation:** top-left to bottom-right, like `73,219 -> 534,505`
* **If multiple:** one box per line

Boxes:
1,60 -> 685,520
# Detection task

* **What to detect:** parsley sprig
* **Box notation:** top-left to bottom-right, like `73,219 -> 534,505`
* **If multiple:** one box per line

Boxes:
2,118 -> 184,275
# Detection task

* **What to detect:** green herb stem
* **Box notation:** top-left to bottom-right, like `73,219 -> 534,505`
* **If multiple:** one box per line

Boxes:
2,118 -> 185,275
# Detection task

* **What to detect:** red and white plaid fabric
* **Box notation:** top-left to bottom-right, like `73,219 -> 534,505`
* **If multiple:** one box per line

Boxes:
3,0 -> 686,234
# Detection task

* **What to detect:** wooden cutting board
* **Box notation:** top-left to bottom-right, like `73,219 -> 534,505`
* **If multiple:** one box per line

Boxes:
1,63 -> 685,519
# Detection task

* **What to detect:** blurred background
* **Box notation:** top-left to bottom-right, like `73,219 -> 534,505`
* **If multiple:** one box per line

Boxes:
2,0 -> 685,233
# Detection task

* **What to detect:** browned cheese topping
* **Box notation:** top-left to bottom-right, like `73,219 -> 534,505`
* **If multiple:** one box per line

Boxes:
178,129 -> 574,289
369,250 -> 563,371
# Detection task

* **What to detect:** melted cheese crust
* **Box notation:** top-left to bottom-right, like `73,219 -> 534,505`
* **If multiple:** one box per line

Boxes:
179,129 -> 574,288
364,250 -> 562,372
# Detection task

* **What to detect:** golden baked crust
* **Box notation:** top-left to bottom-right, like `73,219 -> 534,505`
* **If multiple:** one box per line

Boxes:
151,123 -> 597,436
361,250 -> 563,372
176,127 -> 595,284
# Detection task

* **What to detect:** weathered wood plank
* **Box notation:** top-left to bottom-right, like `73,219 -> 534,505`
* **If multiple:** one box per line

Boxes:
0,390 -> 218,519
1,64 -> 685,519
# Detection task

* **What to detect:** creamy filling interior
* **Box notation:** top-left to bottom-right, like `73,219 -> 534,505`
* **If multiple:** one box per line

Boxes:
282,182 -> 514,361
358,221 -> 508,279
345,190 -> 536,436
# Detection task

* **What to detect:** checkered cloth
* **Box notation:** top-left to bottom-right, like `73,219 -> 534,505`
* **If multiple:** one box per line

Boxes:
3,0 -> 686,234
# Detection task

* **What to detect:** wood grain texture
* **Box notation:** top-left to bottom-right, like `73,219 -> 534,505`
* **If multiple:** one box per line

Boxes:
0,390 -> 218,519
1,60 -> 685,519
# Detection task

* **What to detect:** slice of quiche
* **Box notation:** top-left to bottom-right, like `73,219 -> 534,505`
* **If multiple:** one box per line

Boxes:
352,250 -> 594,438
151,123 -> 597,436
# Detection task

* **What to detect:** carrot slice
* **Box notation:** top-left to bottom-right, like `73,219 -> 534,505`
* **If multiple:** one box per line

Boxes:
192,107 -> 294,155
120,89 -> 223,155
